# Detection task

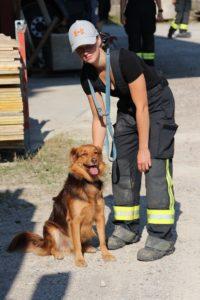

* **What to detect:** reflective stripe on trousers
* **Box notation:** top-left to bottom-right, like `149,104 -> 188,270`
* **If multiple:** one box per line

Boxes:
136,52 -> 155,60
142,52 -> 155,60
147,159 -> 175,225
114,205 -> 140,221
179,23 -> 188,30
171,21 -> 188,31
170,21 -> 179,30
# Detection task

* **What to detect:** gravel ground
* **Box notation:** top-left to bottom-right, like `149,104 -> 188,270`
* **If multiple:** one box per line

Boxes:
0,22 -> 200,300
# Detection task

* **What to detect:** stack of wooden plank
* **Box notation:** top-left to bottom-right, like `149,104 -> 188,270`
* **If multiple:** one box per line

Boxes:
0,34 -> 25,149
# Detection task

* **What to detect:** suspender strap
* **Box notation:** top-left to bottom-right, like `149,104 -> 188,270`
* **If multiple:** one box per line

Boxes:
87,48 -> 117,162
110,49 -> 129,95
88,80 -> 105,117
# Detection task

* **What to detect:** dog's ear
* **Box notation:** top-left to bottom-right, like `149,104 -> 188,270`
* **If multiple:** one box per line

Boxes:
95,146 -> 102,155
70,147 -> 78,163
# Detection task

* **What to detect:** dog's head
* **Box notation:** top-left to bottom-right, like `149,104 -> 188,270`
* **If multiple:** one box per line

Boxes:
69,144 -> 106,182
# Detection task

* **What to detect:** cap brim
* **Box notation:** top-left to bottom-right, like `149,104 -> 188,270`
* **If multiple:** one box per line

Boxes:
71,36 -> 97,52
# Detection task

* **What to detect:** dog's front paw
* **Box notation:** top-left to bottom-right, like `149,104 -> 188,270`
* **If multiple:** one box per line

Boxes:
53,251 -> 65,260
102,253 -> 116,262
75,258 -> 87,267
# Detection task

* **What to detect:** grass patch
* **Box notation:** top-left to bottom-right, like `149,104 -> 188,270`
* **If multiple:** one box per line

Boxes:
0,134 -> 84,194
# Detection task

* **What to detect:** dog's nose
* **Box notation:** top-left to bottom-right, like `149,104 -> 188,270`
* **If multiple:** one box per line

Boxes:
91,158 -> 97,164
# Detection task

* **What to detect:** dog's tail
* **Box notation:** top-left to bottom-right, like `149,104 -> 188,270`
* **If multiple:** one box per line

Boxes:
7,232 -> 50,256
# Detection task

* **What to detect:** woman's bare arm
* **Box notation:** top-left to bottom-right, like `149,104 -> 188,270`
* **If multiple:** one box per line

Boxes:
155,0 -> 164,21
128,74 -> 151,172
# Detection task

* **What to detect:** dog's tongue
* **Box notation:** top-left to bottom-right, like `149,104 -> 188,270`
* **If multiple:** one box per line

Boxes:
89,167 -> 99,176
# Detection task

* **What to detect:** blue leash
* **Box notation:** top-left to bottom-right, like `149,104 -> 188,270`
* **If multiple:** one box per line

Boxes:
87,48 -> 117,162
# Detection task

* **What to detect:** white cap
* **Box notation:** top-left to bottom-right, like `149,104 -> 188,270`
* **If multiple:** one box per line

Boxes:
68,20 -> 99,52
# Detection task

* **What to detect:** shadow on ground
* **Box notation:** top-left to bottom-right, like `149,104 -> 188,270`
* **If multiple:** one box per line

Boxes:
28,118 -> 52,153
0,189 -> 35,299
31,272 -> 71,300
155,35 -> 200,78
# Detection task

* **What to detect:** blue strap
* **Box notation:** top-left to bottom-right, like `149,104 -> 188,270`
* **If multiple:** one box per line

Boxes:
87,48 -> 117,162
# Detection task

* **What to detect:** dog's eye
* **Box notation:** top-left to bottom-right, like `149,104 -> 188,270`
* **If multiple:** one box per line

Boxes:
94,151 -> 98,155
80,153 -> 88,157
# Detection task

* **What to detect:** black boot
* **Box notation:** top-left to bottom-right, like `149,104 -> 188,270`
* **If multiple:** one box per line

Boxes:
168,27 -> 176,39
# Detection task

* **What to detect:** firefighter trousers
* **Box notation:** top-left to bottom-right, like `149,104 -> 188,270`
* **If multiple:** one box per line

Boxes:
171,0 -> 192,32
112,85 -> 177,241
124,0 -> 156,65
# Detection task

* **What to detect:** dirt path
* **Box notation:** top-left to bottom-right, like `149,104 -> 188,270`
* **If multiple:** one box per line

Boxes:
1,23 -> 200,300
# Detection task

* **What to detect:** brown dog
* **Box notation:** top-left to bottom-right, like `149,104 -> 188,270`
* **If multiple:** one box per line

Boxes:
8,144 -> 115,267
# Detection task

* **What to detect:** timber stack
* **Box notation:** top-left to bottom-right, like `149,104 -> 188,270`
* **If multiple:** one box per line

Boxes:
0,33 -> 27,151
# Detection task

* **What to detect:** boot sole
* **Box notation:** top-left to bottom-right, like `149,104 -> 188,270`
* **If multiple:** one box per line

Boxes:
137,247 -> 175,262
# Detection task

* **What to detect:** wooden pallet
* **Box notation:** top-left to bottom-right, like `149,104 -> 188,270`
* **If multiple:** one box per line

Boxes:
0,34 -> 26,149
0,114 -> 24,125
0,100 -> 23,112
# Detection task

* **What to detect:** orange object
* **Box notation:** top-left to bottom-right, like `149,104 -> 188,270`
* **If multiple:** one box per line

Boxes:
16,24 -> 29,131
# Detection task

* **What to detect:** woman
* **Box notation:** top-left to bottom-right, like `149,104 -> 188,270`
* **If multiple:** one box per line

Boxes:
68,20 -> 178,261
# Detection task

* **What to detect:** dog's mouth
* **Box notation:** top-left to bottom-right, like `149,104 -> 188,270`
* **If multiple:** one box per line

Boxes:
84,164 -> 99,176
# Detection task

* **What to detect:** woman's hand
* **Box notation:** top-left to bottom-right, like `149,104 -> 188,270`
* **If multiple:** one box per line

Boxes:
137,148 -> 152,173
157,12 -> 164,22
